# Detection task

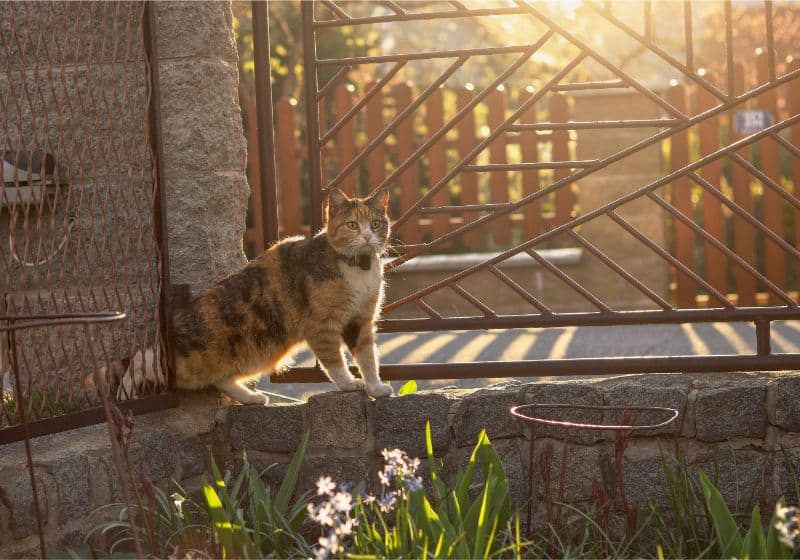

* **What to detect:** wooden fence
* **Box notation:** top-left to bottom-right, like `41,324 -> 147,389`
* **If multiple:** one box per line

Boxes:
243,52 -> 799,307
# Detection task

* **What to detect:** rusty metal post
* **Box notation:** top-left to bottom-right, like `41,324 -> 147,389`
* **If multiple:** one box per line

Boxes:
143,1 -> 177,394
302,0 -> 324,232
252,0 -> 281,246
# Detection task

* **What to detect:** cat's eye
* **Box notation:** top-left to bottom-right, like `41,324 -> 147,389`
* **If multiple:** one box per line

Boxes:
345,221 -> 359,230
371,219 -> 382,230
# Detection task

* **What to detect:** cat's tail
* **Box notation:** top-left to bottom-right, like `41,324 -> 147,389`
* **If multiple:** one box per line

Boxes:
91,347 -> 166,400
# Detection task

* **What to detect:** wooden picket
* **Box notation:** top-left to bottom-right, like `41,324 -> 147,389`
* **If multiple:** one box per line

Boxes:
488,87 -> 510,246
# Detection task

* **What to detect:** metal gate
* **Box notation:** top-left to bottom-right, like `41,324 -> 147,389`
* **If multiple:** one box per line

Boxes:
286,0 -> 800,381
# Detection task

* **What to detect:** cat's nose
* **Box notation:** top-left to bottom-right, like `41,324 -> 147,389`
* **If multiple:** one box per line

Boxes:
362,231 -> 373,241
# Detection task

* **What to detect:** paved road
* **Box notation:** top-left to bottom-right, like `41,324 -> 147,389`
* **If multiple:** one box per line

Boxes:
259,320 -> 800,401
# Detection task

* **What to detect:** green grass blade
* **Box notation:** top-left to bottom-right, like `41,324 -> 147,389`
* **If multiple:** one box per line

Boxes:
398,380 -> 418,396
276,431 -> 309,513
742,505 -> 767,560
700,471 -> 743,559
203,481 -> 234,557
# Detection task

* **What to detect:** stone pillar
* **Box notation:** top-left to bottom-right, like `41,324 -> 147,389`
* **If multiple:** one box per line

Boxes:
156,1 -> 249,293
570,90 -> 670,309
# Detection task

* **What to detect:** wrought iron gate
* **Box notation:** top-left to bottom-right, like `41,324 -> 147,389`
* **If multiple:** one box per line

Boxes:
285,0 -> 800,381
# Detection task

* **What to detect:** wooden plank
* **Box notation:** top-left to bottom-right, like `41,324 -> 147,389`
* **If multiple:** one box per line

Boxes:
549,92 -> 572,227
666,83 -> 697,307
788,58 -> 800,251
365,81 -> 386,191
276,99 -> 302,236
426,88 -> 450,245
696,73 -> 727,296
729,62 -> 757,306
456,87 -> 482,250
334,84 -> 358,196
241,82 -> 264,253
393,82 -> 420,244
518,87 -> 542,239
756,50 -> 787,304
487,86 -> 510,246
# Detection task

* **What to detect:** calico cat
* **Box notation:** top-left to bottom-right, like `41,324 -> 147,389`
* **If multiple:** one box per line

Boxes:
122,187 -> 393,404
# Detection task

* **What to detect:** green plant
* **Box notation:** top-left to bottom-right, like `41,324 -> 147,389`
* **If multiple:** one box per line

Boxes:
87,433 -> 312,558
699,471 -> 794,560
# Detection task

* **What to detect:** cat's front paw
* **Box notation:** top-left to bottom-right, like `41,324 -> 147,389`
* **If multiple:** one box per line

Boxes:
240,391 -> 269,405
366,382 -> 392,398
337,377 -> 365,392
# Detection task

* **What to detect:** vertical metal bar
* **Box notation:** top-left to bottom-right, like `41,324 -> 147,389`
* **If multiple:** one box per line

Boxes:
302,0 -> 324,231
683,0 -> 693,71
764,0 -> 776,82
756,318 -> 771,355
8,328 -> 47,558
724,0 -> 735,96
142,1 -> 177,393
252,1 -> 280,245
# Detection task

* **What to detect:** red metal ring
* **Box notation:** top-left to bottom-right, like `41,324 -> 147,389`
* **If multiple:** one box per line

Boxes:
510,403 -> 679,431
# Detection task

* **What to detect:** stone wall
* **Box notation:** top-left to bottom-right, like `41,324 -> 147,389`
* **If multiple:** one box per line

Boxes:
2,372 -> 800,556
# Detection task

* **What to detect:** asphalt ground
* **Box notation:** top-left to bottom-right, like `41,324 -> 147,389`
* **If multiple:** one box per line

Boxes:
258,320 -> 800,401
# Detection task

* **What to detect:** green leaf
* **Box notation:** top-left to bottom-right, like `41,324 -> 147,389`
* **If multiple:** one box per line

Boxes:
204,481 -> 234,557
742,505 -> 767,560
700,471 -> 743,559
398,380 -> 418,396
276,431 -> 309,513
425,421 -> 447,503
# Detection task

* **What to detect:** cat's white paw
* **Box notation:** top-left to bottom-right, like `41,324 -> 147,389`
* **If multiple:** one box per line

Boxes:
366,382 -> 392,398
242,391 -> 269,405
338,377 -> 366,392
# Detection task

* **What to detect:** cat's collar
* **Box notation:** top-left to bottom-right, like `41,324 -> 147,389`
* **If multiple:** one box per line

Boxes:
337,252 -> 373,271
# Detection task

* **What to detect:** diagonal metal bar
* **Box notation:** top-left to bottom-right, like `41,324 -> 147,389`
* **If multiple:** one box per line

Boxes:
523,248 -> 612,312
515,0 -> 688,120
647,191 -> 797,306
487,264 -> 554,315
730,152 -> 800,210
320,61 -> 406,143
464,161 -> 598,172
450,283 -> 496,316
369,32 -> 554,195
553,80 -> 627,91
608,210 -> 735,309
313,6 -> 529,28
317,44 -> 539,66
688,171 -> 800,262
316,65 -> 350,99
416,298 -> 442,319
567,230 -> 672,310
770,132 -> 800,158
383,113 -> 800,311
385,67 -> 800,269
381,1 -> 406,15
585,0 -> 729,102
509,119 -> 680,130
321,0 -> 351,21
392,50 -> 586,228
323,56 -> 467,191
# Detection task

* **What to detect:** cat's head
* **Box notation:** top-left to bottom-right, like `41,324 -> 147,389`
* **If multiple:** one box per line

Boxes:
325,187 -> 390,256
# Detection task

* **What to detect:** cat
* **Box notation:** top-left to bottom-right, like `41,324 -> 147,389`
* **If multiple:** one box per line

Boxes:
115,187 -> 393,404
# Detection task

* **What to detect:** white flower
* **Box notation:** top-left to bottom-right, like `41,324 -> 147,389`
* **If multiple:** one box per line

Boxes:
404,476 -> 423,493
775,503 -> 800,548
171,492 -> 185,517
330,491 -> 352,513
316,476 -> 336,496
378,467 -> 394,487
378,492 -> 397,513
308,502 -> 335,527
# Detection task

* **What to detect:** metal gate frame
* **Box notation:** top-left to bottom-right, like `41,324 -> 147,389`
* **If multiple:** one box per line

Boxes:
277,0 -> 800,382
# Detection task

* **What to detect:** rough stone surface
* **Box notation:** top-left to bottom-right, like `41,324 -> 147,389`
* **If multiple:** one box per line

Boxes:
42,455 -> 91,523
695,383 -> 767,442
0,468 -> 48,539
228,403 -> 306,453
532,440 -> 602,503
621,456 -> 672,508
157,2 -> 237,61
453,387 -> 523,447
308,392 -> 368,449
177,436 -> 209,480
772,447 -> 800,504
374,391 -> 455,457
524,381 -> 605,444
602,375 -> 690,436
769,376 -> 800,432
691,449 -> 766,510
300,457 -> 368,495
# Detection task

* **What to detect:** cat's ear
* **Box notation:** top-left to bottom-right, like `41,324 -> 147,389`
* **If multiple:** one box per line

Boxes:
366,187 -> 389,211
326,188 -> 349,215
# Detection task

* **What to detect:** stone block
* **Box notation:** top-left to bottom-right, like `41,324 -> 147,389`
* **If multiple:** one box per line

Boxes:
602,375 -> 690,436
695,383 -> 767,442
41,455 -> 91,523
0,468 -> 48,539
176,436 -> 209,480
373,391 -> 455,457
773,447 -> 800,504
128,429 -> 178,482
156,2 -> 237,61
300,457 -> 368,496
308,391 -> 367,450
453,387 -> 523,447
621,456 -> 672,508
523,381 -> 604,444
691,449 -> 766,512
228,403 -> 306,453
531,439 -> 601,503
159,59 -> 247,176
768,375 -> 800,431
